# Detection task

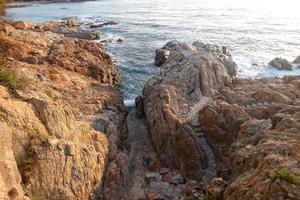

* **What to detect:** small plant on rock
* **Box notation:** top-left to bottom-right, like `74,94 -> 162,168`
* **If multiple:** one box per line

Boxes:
273,168 -> 300,185
0,67 -> 24,91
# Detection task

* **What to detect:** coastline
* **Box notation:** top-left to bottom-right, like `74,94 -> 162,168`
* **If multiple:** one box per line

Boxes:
1,3 -> 300,199
5,0 -> 95,8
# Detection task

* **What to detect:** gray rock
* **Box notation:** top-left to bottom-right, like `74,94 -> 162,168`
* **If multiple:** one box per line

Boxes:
171,174 -> 184,185
145,172 -> 161,182
89,20 -> 118,28
293,55 -> 300,64
269,57 -> 292,71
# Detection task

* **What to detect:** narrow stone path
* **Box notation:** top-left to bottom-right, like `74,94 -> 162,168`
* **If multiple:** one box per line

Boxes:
126,108 -> 187,200
126,108 -> 158,199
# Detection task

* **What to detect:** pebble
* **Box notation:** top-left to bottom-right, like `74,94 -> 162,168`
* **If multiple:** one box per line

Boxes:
159,167 -> 170,175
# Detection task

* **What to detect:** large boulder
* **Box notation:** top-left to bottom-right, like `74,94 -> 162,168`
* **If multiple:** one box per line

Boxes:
143,40 -> 238,181
269,57 -> 293,71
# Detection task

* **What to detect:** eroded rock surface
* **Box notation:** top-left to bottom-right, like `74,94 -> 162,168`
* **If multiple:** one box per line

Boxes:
0,21 -> 128,200
144,40 -> 300,199
144,40 -> 237,182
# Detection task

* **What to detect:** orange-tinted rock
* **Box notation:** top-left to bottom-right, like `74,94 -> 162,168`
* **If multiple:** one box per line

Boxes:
13,21 -> 33,30
0,21 -> 128,200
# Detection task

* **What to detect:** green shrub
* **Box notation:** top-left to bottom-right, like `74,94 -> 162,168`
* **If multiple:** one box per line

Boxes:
0,67 -> 24,90
273,168 -> 300,185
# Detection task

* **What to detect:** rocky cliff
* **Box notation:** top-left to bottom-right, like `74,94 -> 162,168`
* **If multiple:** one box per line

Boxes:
144,40 -> 300,199
0,20 -> 129,200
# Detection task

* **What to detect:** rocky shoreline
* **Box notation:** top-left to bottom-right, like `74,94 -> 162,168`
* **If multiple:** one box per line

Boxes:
0,17 -> 300,200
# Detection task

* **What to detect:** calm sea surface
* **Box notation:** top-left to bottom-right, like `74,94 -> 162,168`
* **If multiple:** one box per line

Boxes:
6,0 -> 300,99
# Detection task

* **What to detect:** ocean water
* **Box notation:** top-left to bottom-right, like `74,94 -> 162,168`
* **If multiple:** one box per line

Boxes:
6,0 -> 300,99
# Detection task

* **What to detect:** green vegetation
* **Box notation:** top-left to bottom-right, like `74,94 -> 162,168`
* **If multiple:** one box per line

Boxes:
0,67 -> 24,91
201,194 -> 209,200
45,90 -> 55,99
30,195 -> 41,200
229,143 -> 239,152
270,130 -> 286,136
273,168 -> 300,185
187,195 -> 200,200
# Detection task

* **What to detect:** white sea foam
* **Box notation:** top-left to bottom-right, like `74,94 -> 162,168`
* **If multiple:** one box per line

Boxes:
6,0 -> 300,99
124,99 -> 136,108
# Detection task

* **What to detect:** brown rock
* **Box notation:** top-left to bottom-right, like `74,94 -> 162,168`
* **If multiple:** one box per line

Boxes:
145,192 -> 164,200
162,172 -> 173,183
144,40 -> 237,180
0,21 -> 129,200
135,95 -> 144,118
206,178 -> 226,200
148,160 -> 161,172
14,21 -> 33,30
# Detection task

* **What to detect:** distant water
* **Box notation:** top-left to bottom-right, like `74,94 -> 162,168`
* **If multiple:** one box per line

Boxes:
6,0 -> 300,99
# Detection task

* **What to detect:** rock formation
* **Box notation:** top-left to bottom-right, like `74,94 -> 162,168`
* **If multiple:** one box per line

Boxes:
144,40 -> 300,199
143,40 -> 238,182
1,18 -> 300,199
269,57 -> 293,71
0,20 -> 128,200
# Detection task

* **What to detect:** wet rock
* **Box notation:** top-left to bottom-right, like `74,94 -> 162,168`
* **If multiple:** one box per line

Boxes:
135,95 -> 144,118
269,57 -> 292,71
89,20 -> 118,28
117,38 -> 123,43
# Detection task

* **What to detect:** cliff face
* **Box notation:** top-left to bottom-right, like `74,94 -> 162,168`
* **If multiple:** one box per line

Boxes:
0,20 -> 129,200
144,40 -> 300,199
143,41 -> 238,182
